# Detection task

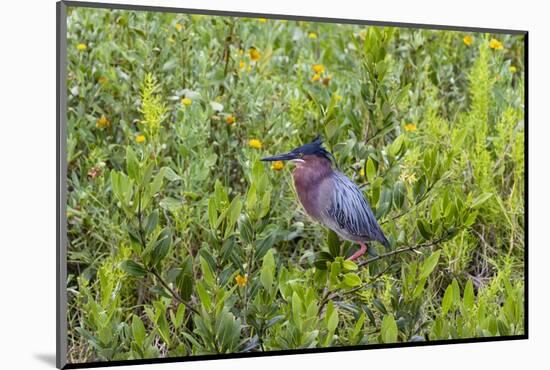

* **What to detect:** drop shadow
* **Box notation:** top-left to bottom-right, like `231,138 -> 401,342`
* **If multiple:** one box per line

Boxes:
34,353 -> 57,367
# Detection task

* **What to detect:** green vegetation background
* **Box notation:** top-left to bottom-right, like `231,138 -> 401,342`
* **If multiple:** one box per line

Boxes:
66,7 -> 525,364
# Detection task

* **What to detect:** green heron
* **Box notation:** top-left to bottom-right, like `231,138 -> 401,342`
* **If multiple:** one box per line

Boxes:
261,136 -> 389,261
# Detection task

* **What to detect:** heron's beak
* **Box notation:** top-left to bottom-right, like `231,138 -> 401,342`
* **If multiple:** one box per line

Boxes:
260,152 -> 298,162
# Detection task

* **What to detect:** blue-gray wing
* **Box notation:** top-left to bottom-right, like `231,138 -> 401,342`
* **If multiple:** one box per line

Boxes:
324,171 -> 389,246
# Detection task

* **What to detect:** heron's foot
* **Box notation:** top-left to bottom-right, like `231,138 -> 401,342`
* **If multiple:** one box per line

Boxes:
347,242 -> 367,261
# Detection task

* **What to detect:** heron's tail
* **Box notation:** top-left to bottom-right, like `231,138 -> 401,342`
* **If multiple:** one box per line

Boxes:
380,234 -> 390,249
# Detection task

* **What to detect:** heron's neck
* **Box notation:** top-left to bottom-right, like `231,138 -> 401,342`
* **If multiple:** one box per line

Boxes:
292,157 -> 333,219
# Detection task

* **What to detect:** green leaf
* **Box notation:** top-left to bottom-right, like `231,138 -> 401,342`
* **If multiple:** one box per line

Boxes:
238,215 -> 254,244
314,251 -> 333,270
372,298 -> 388,314
471,192 -> 493,208
224,196 -> 242,239
151,229 -> 171,266
463,280 -> 475,311
196,281 -> 211,311
174,303 -> 186,329
380,314 -> 398,343
366,157 -> 376,182
442,284 -> 453,315
163,167 -> 181,181
126,146 -> 140,181
260,249 -> 275,290
214,180 -> 229,209
120,260 -> 148,277
144,210 -> 159,236
342,273 -> 362,288
327,229 -> 341,257
141,162 -> 155,187
326,301 -> 339,334
452,279 -> 461,305
132,315 -> 146,347
393,181 -> 406,209
464,211 -> 478,227
200,256 -> 215,287
159,197 -> 183,212
162,58 -> 178,71
416,219 -> 432,240
342,260 -> 358,271
419,250 -> 440,280
176,256 -> 193,301
150,168 -> 165,195
291,292 -> 302,328
208,197 -> 218,231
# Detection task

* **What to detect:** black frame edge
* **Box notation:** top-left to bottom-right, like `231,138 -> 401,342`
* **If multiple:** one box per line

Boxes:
62,335 -> 527,369
523,32 -> 529,339
57,1 -> 68,369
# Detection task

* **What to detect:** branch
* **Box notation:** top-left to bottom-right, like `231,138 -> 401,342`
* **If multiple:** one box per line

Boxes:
150,268 -> 200,316
358,232 -> 452,268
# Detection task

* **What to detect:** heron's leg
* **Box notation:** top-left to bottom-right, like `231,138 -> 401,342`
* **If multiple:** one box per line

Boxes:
347,242 -> 367,261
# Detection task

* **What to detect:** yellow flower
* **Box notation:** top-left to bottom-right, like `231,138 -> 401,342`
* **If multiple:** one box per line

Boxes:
463,35 -> 473,46
489,38 -> 503,50
271,161 -> 284,170
76,43 -> 87,51
312,64 -> 325,74
311,73 -> 321,82
249,139 -> 262,149
509,65 -> 517,73
360,167 -> 365,177
98,76 -> 108,85
404,123 -> 417,132
258,18 -> 267,23
235,274 -> 248,287
226,115 -> 235,125
181,97 -> 192,106
175,23 -> 183,31
136,135 -> 146,143
239,60 -> 246,70
249,47 -> 261,61
334,94 -> 343,102
96,115 -> 110,129
308,32 -> 318,39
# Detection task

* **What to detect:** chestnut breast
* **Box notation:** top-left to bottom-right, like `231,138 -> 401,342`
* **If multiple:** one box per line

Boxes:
292,155 -> 333,221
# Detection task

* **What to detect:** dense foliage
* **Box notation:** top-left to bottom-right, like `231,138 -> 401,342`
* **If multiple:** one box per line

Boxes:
65,7 -> 525,363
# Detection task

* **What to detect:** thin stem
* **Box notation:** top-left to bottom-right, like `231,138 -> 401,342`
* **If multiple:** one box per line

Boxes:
150,268 -> 200,316
358,232 -> 452,268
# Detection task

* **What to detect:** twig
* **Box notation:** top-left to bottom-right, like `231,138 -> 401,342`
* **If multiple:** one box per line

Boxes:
149,268 -> 200,315
358,232 -> 452,268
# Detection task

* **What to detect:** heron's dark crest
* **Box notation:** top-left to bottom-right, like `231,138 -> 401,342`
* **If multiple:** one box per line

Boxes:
292,135 -> 335,163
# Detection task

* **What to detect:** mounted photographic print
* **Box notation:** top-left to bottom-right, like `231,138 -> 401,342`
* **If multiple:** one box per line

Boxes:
56,1 -> 527,368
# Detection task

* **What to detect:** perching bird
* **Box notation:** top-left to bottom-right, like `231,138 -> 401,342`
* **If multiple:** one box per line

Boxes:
261,136 -> 389,261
